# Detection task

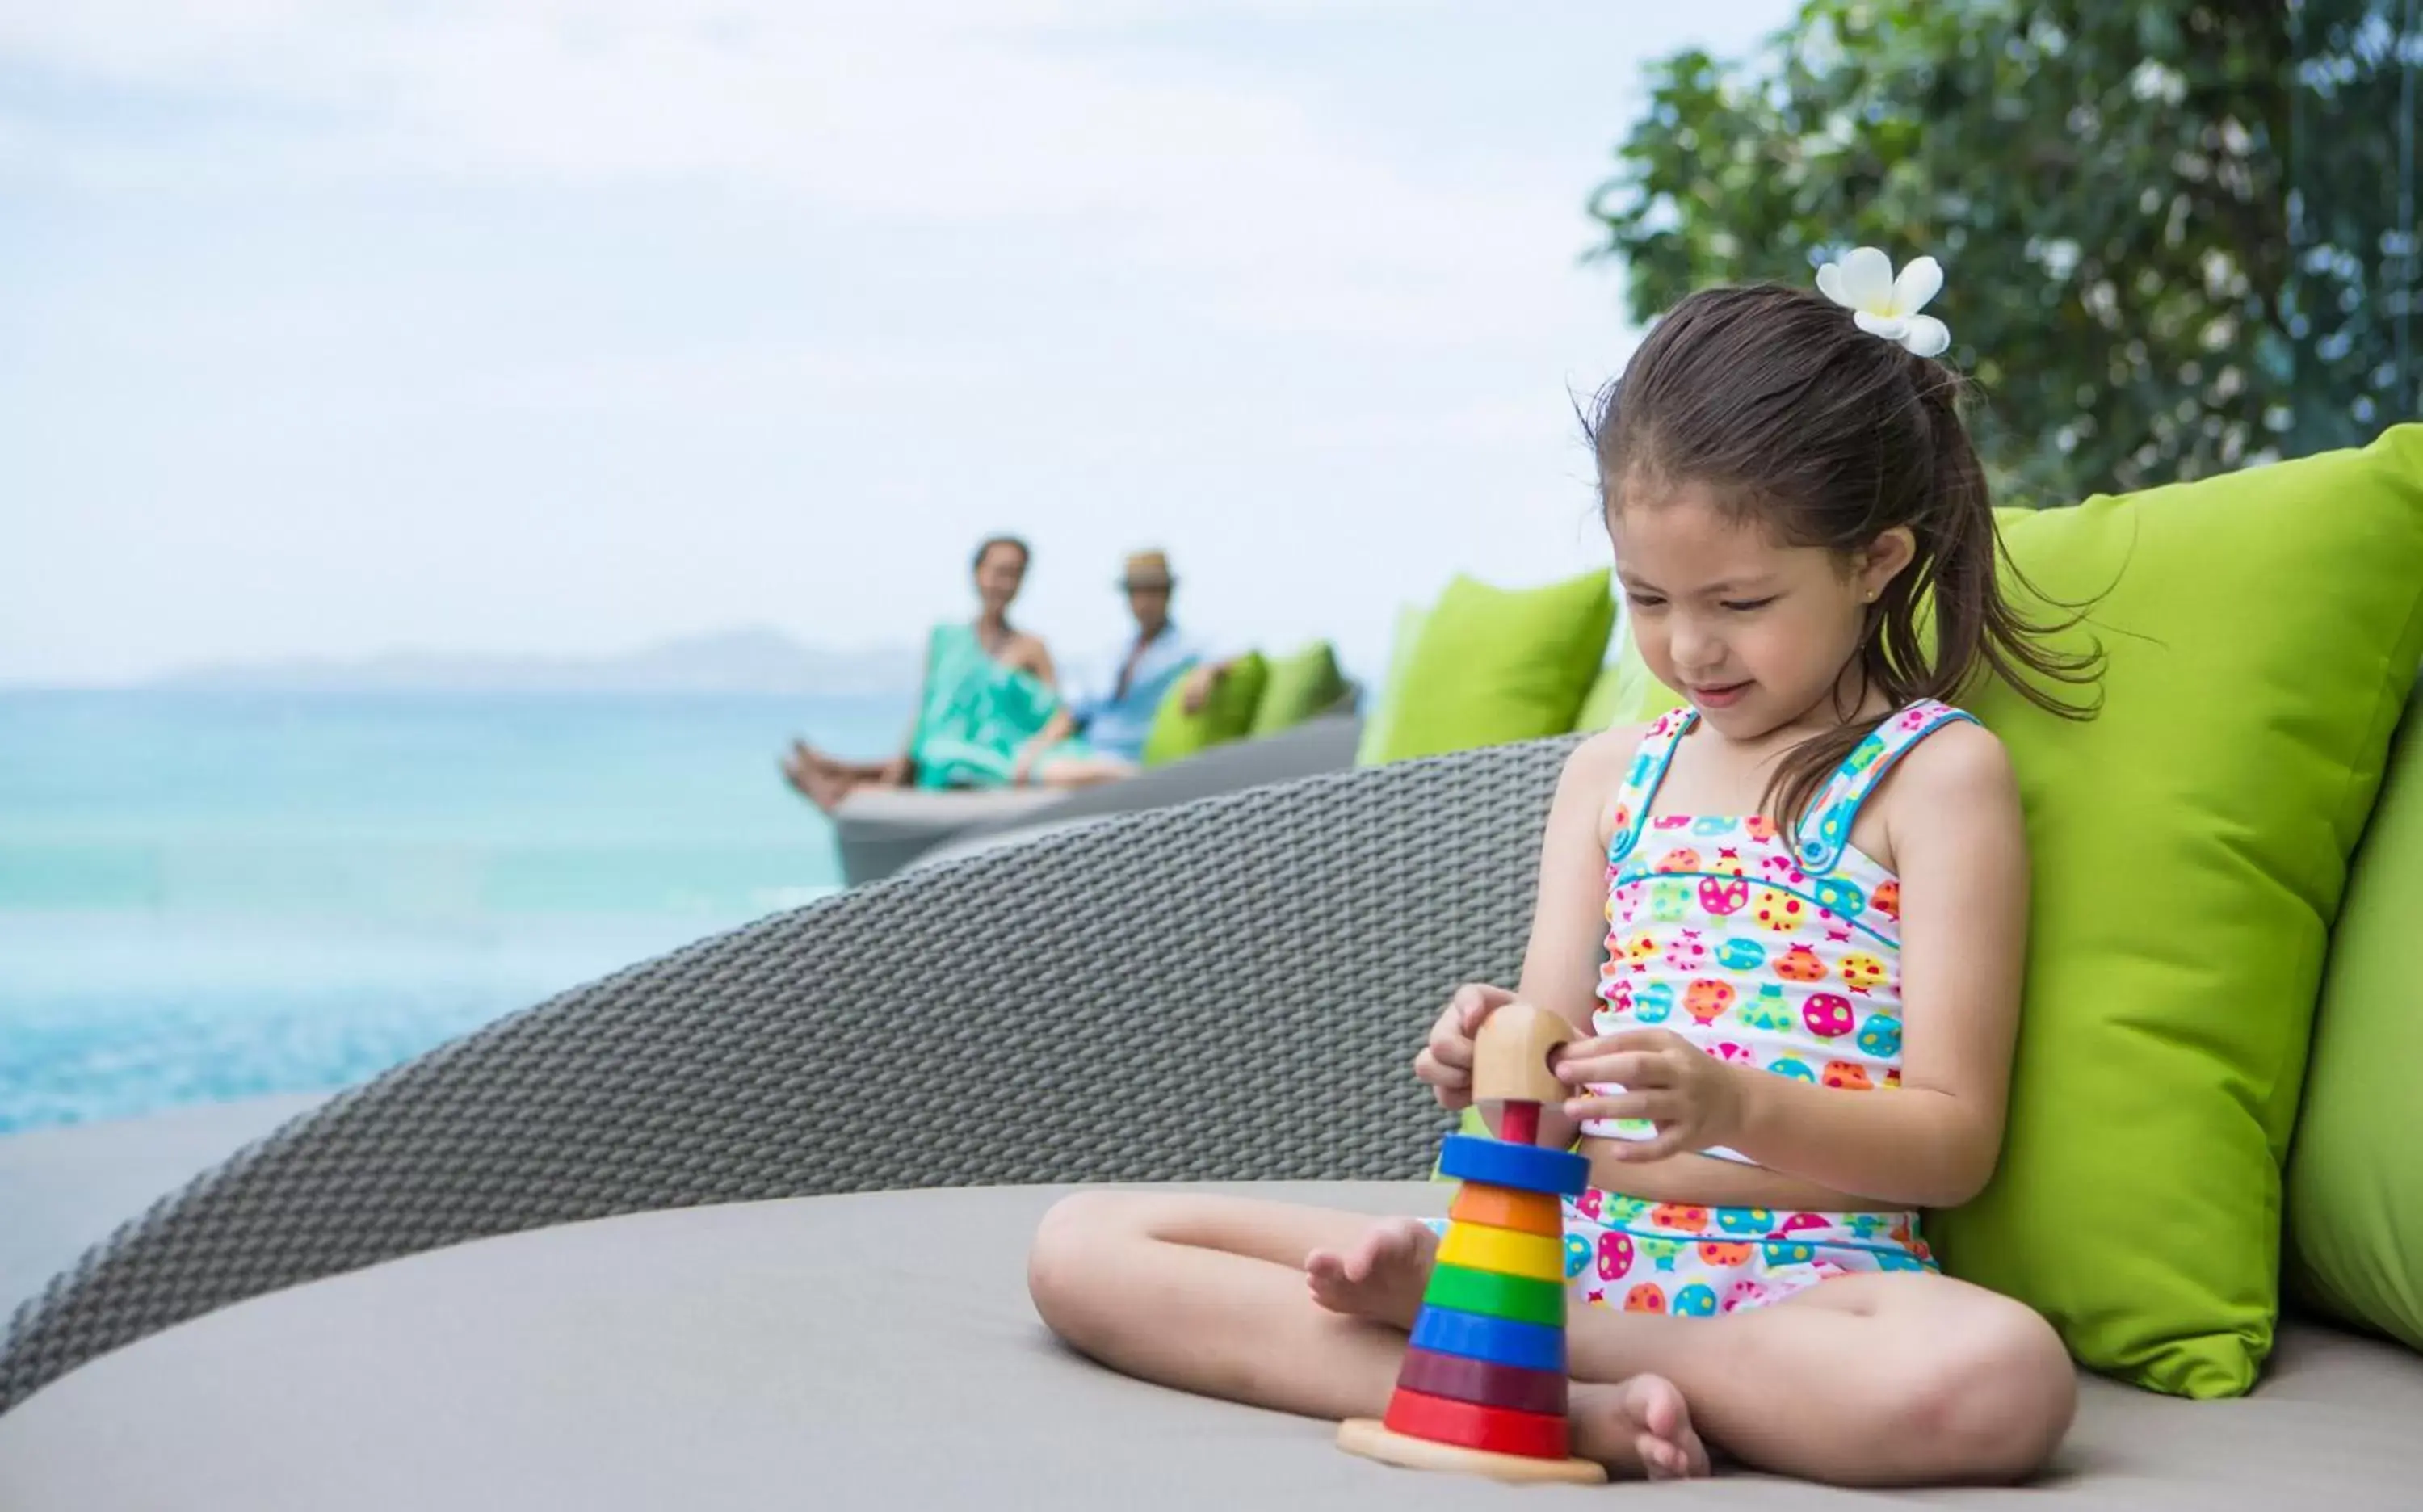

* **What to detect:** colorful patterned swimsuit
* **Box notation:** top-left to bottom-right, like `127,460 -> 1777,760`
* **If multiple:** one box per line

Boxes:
1440,700 -> 1976,1317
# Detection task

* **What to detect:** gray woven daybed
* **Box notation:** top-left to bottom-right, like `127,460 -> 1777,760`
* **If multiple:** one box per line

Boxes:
901,712 -> 1365,872
0,737 -> 2415,1510
827,712 -> 1360,884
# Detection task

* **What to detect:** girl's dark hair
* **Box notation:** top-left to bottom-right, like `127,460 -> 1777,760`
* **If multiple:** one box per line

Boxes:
972,535 -> 1030,572
1589,280 -> 2102,834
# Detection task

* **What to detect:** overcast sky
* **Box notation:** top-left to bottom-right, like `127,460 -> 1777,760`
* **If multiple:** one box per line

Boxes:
1,1 -> 1797,687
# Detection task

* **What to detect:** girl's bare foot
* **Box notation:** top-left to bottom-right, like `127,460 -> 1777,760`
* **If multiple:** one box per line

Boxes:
1569,1375 -> 1710,1480
1304,1217 -> 1438,1329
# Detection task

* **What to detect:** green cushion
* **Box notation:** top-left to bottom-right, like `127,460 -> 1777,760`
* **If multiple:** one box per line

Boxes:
1928,424 -> 2423,1398
1249,640 -> 1350,736
1574,662 -> 1622,732
1370,568 -> 1616,763
1612,637 -> 1685,725
2284,674 -> 2423,1352
1353,605 -> 1430,766
1573,607 -> 1686,732
1140,652 -> 1267,767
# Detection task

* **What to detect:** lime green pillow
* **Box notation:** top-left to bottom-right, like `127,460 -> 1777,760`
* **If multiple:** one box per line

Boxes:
1574,613 -> 1686,733
1140,652 -> 1268,767
1573,661 -> 1626,733
1612,636 -> 1685,725
1928,424 -> 2423,1398
1353,604 -> 1430,766
1250,640 -> 1350,736
1371,568 -> 1616,763
2285,674 -> 2423,1352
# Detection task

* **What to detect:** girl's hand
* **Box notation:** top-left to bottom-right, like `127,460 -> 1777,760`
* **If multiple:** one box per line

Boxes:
1413,984 -> 1515,1111
1555,1029 -> 1748,1161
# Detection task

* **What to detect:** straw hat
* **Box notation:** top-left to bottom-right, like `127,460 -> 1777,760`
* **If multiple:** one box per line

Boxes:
1117,549 -> 1176,591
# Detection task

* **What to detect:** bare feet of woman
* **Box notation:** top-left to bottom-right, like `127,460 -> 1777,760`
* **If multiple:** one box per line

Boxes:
780,762 -> 811,800
779,745 -> 855,813
1569,1375 -> 1710,1480
780,741 -> 821,794
1304,1217 -> 1438,1329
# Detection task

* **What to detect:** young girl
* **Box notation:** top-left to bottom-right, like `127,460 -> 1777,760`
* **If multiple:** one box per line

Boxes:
1025,258 -> 2098,1487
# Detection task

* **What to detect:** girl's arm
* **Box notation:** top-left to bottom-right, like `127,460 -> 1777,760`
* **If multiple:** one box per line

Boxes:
1718,721 -> 2030,1208
1507,725 -> 1642,1146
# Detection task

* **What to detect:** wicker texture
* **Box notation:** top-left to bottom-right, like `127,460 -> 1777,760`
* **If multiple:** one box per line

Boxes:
0,737 -> 1575,1415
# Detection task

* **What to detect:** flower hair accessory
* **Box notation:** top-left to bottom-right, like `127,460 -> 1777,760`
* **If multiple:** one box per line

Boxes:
1815,247 -> 1950,357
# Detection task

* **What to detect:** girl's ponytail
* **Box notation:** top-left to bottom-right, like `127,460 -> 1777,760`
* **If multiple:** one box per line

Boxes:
1907,362 -> 2102,721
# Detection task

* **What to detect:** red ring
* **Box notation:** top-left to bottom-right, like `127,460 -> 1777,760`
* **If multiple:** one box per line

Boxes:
1383,1388 -> 1569,1460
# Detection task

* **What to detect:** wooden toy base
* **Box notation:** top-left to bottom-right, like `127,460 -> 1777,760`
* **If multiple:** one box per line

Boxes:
1336,1418 -> 1606,1485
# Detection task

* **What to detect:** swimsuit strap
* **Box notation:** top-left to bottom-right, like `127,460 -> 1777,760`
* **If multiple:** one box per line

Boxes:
1606,706 -> 1698,864
1794,699 -> 1980,871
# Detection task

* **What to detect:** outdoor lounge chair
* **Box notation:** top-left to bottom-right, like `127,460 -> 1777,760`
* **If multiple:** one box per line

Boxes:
826,711 -> 1362,884
0,734 -> 2417,1509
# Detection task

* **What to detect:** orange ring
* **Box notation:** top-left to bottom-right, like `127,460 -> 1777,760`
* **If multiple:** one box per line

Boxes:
1448,1185 -> 1563,1237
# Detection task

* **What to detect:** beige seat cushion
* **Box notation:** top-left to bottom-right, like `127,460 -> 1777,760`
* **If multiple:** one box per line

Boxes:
829,783 -> 1063,827
0,1182 -> 2413,1509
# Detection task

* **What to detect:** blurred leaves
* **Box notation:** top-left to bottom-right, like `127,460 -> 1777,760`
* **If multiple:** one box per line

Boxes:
1589,0 -> 2421,504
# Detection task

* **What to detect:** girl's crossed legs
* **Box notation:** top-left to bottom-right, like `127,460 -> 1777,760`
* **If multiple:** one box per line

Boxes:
1027,1190 -> 2077,1488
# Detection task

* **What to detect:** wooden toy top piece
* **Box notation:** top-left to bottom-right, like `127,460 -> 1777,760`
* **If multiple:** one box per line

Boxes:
1471,1002 -> 1575,1109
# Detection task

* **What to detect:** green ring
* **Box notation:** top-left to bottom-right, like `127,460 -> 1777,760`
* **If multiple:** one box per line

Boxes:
1420,1262 -> 1567,1329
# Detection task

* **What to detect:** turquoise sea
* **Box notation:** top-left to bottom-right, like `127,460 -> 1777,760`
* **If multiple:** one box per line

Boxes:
0,691 -> 905,1133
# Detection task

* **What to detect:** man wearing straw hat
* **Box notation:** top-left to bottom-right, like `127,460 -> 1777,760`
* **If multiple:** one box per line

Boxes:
1013,548 -> 1235,788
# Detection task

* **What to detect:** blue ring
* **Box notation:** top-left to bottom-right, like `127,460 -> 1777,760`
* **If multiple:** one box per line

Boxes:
1437,1134 -> 1589,1197
1409,1305 -> 1566,1372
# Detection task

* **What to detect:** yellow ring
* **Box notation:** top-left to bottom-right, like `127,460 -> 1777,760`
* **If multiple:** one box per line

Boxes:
1435,1221 -> 1566,1283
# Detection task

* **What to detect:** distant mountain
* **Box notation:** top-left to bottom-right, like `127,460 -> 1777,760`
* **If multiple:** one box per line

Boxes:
149,626 -> 922,696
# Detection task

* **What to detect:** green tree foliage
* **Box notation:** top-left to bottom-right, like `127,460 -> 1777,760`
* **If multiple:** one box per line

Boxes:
1589,0 -> 2419,503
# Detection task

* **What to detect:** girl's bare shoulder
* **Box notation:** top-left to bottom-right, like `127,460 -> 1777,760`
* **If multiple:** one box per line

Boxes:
1882,716 -> 2015,808
1875,717 -> 2022,860
1568,720 -> 1652,778
1564,720 -> 1655,841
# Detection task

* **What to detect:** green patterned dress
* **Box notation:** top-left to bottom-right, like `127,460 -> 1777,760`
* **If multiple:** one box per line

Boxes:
907,623 -> 1065,789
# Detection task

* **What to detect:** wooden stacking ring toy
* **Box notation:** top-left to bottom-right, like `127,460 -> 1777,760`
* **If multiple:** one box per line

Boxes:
1336,1002 -> 1606,1484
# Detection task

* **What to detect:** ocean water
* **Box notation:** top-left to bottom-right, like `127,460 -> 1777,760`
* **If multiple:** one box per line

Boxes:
0,690 -> 907,1133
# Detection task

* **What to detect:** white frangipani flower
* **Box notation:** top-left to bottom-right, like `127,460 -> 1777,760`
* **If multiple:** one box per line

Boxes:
1814,247 -> 1951,357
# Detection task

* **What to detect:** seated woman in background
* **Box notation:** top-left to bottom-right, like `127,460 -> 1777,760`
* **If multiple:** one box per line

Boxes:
782,535 -> 1060,813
